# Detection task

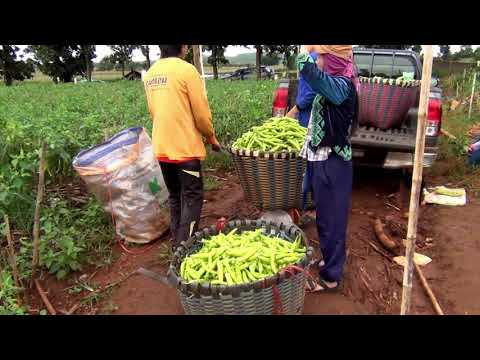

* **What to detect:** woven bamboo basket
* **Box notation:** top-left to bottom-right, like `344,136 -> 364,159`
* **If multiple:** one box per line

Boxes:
166,219 -> 314,315
230,148 -> 312,210
358,77 -> 421,130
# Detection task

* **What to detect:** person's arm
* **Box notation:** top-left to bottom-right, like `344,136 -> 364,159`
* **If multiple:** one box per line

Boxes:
185,67 -> 219,147
470,140 -> 480,153
296,53 -> 351,106
296,80 -> 317,111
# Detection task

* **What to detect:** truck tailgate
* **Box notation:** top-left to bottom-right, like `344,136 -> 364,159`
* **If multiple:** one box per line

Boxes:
351,125 -> 416,152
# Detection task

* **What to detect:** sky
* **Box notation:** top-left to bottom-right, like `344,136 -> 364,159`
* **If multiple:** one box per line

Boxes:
94,45 -> 476,62
16,45 -> 480,63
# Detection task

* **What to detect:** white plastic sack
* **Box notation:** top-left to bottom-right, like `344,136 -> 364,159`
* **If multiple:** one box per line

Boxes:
73,127 -> 169,244
423,187 -> 467,207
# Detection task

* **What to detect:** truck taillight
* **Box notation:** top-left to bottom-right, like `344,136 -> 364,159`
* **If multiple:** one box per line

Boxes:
272,87 -> 288,117
426,94 -> 442,137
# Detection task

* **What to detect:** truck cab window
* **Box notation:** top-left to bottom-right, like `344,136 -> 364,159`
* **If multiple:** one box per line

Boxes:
354,53 -> 372,77
393,56 -> 417,79
372,54 -> 393,78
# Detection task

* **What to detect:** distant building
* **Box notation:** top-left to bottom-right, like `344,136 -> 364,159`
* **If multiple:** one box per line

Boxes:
124,70 -> 142,81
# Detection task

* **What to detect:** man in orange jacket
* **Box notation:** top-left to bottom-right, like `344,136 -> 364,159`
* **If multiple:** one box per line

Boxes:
144,45 -> 221,249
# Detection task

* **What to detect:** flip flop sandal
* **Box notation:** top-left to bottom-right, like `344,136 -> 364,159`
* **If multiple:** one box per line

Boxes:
305,278 -> 324,293
316,277 -> 341,293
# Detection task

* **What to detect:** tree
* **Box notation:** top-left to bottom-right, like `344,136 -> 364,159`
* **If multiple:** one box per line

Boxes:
203,45 -> 229,79
79,45 -> 96,81
109,45 -> 137,77
411,45 -> 422,54
474,47 -> 480,61
0,45 -> 35,86
261,54 -> 280,66
439,45 -> 451,60
452,45 -> 474,61
265,45 -> 298,68
27,45 -> 86,83
95,55 -> 115,71
139,45 -> 151,69
254,45 -> 264,80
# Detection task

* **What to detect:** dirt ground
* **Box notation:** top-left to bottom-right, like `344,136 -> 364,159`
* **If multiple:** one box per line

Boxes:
26,163 -> 480,315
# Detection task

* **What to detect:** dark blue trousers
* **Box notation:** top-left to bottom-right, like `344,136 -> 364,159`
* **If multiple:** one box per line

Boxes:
304,154 -> 353,282
469,148 -> 480,166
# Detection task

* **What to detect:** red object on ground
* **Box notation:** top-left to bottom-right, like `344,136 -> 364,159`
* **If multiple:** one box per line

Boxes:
216,217 -> 227,232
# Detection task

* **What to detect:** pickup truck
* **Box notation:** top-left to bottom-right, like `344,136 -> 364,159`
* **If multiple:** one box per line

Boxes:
222,66 -> 274,80
272,48 -> 443,170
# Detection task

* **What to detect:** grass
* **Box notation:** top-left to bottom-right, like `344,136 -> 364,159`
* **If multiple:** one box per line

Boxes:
0,79 -> 276,310
204,175 -> 220,192
429,104 -> 480,195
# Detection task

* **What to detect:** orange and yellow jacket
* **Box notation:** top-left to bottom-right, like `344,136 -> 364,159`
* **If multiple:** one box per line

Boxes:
144,57 -> 217,161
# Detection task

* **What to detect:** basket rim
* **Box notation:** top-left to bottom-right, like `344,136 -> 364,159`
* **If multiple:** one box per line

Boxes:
359,76 -> 421,87
167,219 -> 313,299
229,146 -> 303,160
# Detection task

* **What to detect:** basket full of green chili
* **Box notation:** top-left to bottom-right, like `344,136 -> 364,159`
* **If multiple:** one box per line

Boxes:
167,219 -> 314,315
229,117 -> 311,211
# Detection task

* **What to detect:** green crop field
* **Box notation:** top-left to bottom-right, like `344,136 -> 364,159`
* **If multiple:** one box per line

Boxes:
0,79 -> 277,312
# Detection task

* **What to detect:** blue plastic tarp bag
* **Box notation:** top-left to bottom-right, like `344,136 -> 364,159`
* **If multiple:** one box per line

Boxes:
73,127 -> 169,244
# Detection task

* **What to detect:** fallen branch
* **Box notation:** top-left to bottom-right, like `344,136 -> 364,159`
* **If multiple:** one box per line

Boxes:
34,279 -> 57,315
367,241 -> 393,263
350,250 -> 367,260
209,175 -> 228,181
61,270 -> 136,315
372,220 -> 444,315
4,215 -> 23,290
59,302 -> 83,316
32,142 -> 47,277
385,203 -> 401,212
441,129 -> 457,140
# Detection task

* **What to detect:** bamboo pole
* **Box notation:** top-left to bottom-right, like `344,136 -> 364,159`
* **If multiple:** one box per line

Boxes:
32,142 -> 47,277
400,45 -> 434,315
414,263 -> 444,315
468,71 -> 477,120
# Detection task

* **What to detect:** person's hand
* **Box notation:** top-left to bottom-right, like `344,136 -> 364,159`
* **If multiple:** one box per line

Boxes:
286,106 -> 299,119
299,45 -> 311,54
208,136 -> 221,152
467,145 -> 474,154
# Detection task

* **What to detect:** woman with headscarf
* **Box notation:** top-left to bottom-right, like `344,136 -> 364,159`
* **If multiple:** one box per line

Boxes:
286,51 -> 319,128
297,45 -> 359,292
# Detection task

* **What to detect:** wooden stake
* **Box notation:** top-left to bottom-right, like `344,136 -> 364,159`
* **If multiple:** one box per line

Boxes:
4,215 -> 22,290
34,279 -> 56,315
414,263 -> 444,315
468,71 -> 477,120
400,45 -> 434,315
32,142 -> 47,277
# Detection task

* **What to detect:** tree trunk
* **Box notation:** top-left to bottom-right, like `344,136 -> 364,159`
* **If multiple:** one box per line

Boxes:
256,46 -> 262,80
285,53 -> 290,79
145,53 -> 151,69
4,73 -> 13,86
121,62 -> 125,77
212,47 -> 218,80
86,58 -> 91,82
62,73 -> 73,83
